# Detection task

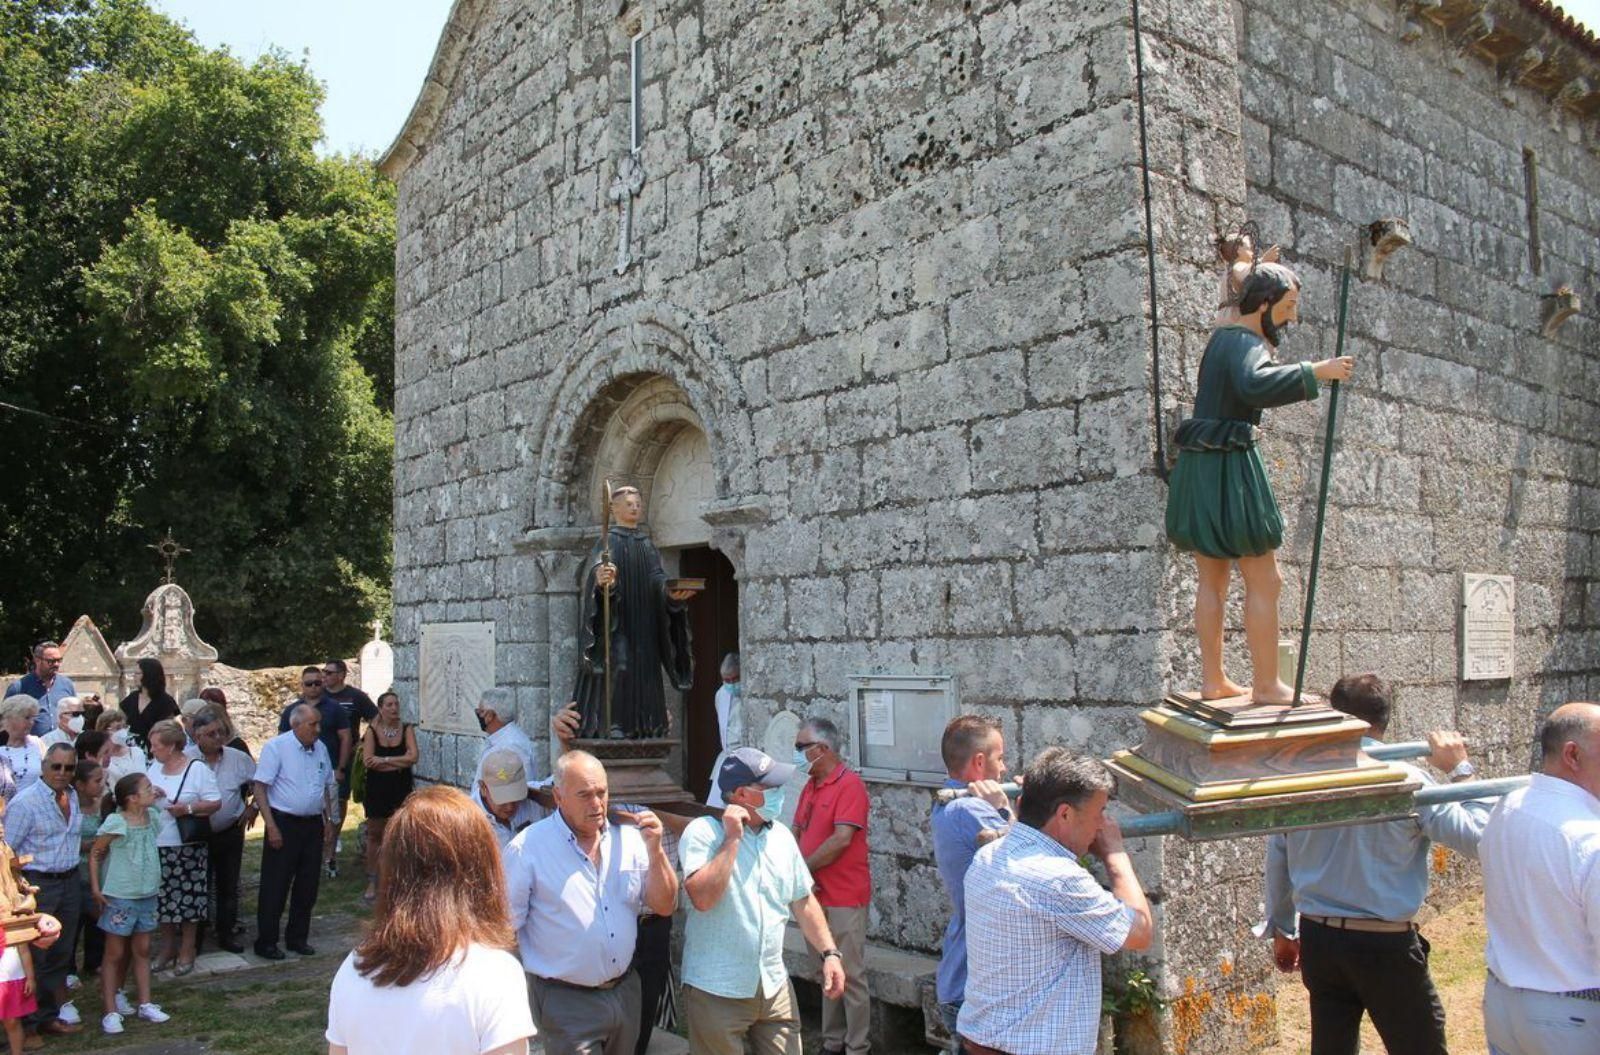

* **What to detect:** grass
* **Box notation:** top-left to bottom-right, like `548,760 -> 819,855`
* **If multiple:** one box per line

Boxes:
67,803 -> 376,1055
1264,893 -> 1491,1055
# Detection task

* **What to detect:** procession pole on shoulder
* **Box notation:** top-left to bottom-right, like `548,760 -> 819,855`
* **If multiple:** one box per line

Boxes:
602,478 -> 614,735
1292,247 -> 1353,705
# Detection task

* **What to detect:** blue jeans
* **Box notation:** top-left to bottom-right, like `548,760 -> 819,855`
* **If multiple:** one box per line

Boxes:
939,1001 -> 964,1054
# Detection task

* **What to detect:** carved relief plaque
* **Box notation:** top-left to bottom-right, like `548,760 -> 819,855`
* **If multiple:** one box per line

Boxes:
419,622 -> 495,735
1460,574 -> 1514,681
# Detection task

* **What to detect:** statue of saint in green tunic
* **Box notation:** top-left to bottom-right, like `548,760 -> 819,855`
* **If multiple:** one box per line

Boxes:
1165,262 -> 1354,704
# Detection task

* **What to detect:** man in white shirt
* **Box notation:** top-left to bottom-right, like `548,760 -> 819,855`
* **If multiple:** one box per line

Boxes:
1480,701 -> 1600,1055
473,687 -> 536,809
253,703 -> 336,961
502,751 -> 678,1055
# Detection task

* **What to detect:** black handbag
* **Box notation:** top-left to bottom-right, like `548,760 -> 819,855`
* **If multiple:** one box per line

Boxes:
171,762 -> 210,845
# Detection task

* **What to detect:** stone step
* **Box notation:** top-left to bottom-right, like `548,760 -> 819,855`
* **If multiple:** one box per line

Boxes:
781,923 -> 939,1009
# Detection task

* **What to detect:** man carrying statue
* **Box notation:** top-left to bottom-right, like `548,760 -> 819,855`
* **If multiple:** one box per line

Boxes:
573,485 -> 696,739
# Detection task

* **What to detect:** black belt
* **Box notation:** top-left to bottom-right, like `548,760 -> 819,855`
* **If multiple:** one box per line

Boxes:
271,809 -> 323,821
535,968 -> 632,992
1492,972 -> 1600,1003
22,867 -> 76,880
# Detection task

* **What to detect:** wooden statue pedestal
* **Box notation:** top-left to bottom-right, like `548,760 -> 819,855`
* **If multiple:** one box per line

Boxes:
1,914 -> 41,947
574,737 -> 716,818
1106,691 -> 1419,840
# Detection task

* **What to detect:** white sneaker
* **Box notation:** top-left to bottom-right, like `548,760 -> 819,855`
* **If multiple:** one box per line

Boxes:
102,1012 -> 124,1035
115,989 -> 134,1015
137,1002 -> 170,1024
56,1000 -> 81,1025
65,973 -> 80,991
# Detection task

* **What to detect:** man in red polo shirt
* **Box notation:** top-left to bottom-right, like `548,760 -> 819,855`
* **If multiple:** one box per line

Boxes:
793,716 -> 871,1055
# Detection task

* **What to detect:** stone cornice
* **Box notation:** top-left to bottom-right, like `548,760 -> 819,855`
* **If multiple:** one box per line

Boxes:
378,0 -> 492,180
1405,1 -> 1600,119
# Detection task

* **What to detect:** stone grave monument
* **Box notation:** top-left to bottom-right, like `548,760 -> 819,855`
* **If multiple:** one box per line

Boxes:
113,582 -> 219,703
59,615 -> 121,701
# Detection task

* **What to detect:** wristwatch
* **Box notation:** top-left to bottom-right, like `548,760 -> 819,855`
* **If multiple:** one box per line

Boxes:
996,806 -> 1012,822
1448,760 -> 1475,782
820,949 -> 842,962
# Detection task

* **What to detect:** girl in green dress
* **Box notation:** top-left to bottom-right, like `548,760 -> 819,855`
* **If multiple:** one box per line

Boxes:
1165,262 -> 1354,704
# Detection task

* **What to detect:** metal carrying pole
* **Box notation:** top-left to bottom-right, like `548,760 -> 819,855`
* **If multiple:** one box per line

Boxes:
934,775 -> 1528,840
1292,246 -> 1354,705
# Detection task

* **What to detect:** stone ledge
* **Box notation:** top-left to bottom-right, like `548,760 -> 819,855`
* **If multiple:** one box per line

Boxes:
781,923 -> 937,1010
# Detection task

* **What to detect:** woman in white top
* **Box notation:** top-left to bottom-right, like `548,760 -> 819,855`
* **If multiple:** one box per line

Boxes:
0,696 -> 45,799
326,785 -> 534,1055
145,719 -> 220,975
97,712 -> 148,785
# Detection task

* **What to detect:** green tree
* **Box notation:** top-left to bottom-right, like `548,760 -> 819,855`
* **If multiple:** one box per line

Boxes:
0,0 -> 393,666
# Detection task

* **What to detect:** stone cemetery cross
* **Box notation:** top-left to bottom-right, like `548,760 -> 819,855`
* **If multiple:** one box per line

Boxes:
609,31 -> 646,275
147,529 -> 190,585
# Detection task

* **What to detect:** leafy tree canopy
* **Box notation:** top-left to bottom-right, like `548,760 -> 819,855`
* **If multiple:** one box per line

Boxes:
0,0 -> 394,667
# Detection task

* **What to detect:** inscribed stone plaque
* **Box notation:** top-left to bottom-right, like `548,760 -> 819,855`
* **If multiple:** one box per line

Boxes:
420,622 -> 495,735
359,621 -> 393,699
1460,574 -> 1514,681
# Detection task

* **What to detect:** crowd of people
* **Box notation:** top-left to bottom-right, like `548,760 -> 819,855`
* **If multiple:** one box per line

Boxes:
0,641 -> 398,1048
2,634 -> 1595,1055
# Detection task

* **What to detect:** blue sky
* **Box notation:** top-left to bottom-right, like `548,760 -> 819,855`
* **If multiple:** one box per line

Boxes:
152,0 -> 1600,158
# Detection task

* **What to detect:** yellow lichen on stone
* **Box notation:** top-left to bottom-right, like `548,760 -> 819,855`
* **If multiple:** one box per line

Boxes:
1171,976 -> 1214,1055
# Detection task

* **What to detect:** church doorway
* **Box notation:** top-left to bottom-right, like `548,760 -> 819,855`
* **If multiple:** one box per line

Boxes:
679,545 -> 738,802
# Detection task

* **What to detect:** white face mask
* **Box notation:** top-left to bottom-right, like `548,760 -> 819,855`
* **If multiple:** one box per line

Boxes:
64,716 -> 83,735
111,729 -> 130,746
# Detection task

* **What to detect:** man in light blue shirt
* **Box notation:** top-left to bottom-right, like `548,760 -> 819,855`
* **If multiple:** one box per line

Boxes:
1265,674 -> 1491,1055
4,640 -> 76,737
931,715 -> 1014,1053
503,750 -> 677,1055
252,702 -> 336,960
680,747 -> 845,1055
8,742 -> 84,1037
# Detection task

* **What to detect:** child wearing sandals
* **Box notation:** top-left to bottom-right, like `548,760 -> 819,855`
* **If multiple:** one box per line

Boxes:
88,774 -> 171,1035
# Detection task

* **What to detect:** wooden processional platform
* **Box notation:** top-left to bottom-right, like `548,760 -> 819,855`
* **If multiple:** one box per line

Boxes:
1106,691 -> 1420,840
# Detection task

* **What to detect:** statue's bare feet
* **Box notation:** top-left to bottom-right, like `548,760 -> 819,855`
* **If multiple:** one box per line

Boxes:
1201,678 -> 1250,700
1252,680 -> 1297,705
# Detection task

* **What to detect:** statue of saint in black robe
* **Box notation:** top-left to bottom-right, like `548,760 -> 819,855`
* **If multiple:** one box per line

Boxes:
571,525 -> 693,738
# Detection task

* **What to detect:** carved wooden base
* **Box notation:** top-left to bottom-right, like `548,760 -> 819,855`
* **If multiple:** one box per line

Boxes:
2,914 -> 41,947
572,737 -> 716,818
1105,688 -> 1418,839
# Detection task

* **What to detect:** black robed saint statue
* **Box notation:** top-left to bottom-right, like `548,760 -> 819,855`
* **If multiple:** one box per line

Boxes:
572,485 -> 694,738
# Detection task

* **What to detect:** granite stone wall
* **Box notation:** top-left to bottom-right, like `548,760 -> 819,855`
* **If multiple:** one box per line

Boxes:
387,1 -> 1598,1050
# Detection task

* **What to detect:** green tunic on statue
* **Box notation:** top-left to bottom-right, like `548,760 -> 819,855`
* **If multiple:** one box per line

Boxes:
1165,326 -> 1320,559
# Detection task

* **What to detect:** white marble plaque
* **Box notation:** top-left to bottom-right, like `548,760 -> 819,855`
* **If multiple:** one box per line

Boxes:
420,622 -> 495,735
1461,574 -> 1514,681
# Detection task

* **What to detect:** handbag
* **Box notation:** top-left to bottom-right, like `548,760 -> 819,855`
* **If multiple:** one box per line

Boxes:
171,762 -> 210,845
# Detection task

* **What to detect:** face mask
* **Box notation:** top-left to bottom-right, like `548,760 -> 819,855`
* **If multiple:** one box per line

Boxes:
727,683 -> 741,698
65,716 -> 83,735
111,729 -> 130,746
755,784 -> 785,823
792,749 -> 814,777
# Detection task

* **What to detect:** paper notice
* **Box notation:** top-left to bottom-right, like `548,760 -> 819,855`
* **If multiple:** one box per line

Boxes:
863,690 -> 895,746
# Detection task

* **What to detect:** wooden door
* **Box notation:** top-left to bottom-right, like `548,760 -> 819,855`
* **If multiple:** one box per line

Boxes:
678,546 -> 738,801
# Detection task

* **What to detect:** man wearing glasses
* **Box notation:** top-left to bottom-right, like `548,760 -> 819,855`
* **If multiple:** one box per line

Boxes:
319,660 -> 375,871
275,668 -> 349,875
5,641 -> 76,738
791,717 -> 872,1055
8,743 -> 85,1039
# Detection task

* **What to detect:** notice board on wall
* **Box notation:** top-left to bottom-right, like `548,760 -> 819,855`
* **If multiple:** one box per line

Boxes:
845,674 -> 956,786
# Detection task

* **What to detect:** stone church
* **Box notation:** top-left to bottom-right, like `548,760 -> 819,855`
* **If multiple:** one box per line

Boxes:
382,0 -> 1599,1048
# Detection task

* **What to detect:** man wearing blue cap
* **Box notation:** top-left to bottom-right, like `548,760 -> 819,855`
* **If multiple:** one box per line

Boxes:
679,746 -> 847,1054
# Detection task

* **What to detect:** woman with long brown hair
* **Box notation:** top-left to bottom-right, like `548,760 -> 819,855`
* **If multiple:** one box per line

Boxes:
325,786 -> 534,1055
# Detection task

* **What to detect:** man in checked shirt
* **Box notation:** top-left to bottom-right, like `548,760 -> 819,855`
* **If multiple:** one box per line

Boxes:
959,747 -> 1153,1055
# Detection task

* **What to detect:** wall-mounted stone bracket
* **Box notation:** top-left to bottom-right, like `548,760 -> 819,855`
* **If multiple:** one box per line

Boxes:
1364,217 -> 1413,280
1540,286 -> 1580,338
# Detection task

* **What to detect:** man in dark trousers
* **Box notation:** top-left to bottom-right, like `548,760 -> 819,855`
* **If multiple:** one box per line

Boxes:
319,659 -> 374,871
253,702 -> 336,960
276,666 -> 349,876
1265,674 -> 1490,1055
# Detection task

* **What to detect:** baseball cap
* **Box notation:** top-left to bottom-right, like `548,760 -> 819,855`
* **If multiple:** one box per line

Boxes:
717,747 -> 795,796
479,749 -> 529,806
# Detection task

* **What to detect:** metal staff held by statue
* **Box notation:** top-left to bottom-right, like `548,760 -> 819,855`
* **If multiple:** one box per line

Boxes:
601,478 -> 614,736
1292,247 -> 1353,705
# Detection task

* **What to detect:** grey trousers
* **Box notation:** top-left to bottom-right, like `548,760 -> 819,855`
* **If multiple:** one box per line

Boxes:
1485,974 -> 1600,1055
24,871 -> 80,1026
528,970 -> 642,1055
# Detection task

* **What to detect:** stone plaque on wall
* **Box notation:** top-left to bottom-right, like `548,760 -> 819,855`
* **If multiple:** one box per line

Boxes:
1461,574 -> 1514,681
359,620 -> 393,699
419,622 -> 494,735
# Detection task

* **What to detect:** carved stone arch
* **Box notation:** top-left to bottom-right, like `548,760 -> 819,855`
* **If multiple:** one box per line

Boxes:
528,301 -> 759,534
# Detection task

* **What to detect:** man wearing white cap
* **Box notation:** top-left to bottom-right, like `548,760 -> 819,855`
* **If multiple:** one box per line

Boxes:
476,748 -> 549,851
679,747 -> 846,1054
